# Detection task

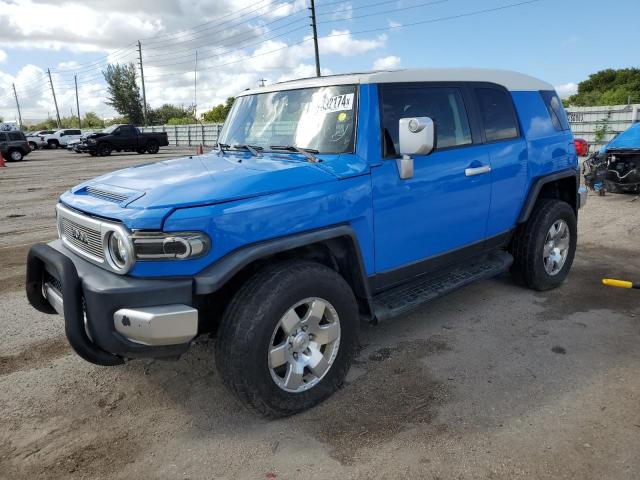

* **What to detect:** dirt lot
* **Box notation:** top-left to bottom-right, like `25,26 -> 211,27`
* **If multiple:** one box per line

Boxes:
1,149 -> 639,479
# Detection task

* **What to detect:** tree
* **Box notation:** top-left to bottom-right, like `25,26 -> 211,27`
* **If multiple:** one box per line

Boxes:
567,68 -> 640,106
149,104 -> 196,125
102,63 -> 144,125
201,97 -> 235,123
82,112 -> 105,129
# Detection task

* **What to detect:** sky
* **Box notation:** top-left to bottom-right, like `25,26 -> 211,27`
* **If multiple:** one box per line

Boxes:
0,0 -> 638,124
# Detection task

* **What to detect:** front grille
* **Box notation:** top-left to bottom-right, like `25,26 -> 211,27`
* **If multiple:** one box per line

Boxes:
86,186 -> 129,204
60,216 -> 104,259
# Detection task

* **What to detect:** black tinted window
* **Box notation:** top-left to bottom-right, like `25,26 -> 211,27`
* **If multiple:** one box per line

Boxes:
0,133 -> 7,141
540,90 -> 570,131
68,129 -> 81,135
8,132 -> 23,141
381,85 -> 472,155
476,88 -> 519,142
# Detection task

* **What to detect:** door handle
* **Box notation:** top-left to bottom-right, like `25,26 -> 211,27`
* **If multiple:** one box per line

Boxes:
465,165 -> 491,177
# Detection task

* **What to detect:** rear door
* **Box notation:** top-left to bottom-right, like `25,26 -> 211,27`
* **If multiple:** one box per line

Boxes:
372,82 -> 492,280
471,85 -> 528,238
0,132 -> 7,154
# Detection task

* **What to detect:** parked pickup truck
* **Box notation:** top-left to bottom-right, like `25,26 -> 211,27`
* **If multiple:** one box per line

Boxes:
26,69 -> 587,418
81,124 -> 169,156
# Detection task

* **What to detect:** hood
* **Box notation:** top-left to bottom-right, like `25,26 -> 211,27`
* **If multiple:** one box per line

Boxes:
68,151 -> 341,212
600,122 -> 640,153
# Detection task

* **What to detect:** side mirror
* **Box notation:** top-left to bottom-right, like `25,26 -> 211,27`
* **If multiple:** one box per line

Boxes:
59,132 -> 65,137
395,117 -> 436,179
399,117 -> 435,156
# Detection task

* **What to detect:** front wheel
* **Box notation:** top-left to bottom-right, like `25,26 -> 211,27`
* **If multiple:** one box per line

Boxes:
215,261 -> 359,418
98,143 -> 112,156
510,199 -> 577,291
8,150 -> 24,161
48,141 -> 58,149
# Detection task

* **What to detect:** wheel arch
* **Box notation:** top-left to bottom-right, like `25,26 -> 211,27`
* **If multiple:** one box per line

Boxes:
194,225 -> 373,322
517,169 -> 579,224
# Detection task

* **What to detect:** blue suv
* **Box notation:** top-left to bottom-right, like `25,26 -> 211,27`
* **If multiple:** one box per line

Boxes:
26,69 -> 587,417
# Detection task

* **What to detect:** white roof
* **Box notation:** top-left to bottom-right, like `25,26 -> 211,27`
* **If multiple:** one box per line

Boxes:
239,68 -> 554,96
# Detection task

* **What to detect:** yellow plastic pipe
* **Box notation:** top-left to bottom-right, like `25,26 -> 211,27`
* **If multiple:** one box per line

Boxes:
602,278 -> 634,289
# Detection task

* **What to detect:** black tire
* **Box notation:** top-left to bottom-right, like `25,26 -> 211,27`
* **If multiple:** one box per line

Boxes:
136,149 -> 146,154
146,140 -> 159,154
510,199 -> 577,291
215,260 -> 359,418
48,141 -> 58,149
98,143 -> 112,157
7,149 -> 24,161
89,151 -> 98,157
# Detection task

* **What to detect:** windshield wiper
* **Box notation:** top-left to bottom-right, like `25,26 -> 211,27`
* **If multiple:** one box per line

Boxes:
233,144 -> 263,157
217,143 -> 230,155
269,145 -> 319,163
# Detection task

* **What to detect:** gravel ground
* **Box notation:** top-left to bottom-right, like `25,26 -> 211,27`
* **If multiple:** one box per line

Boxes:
0,150 -> 639,479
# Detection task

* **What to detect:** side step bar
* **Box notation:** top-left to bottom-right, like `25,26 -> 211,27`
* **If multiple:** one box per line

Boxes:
373,251 -> 513,322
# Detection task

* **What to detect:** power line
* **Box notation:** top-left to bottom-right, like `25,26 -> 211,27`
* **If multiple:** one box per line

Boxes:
317,0 -> 450,24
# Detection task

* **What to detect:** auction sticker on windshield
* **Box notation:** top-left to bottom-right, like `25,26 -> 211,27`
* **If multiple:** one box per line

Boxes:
317,93 -> 354,113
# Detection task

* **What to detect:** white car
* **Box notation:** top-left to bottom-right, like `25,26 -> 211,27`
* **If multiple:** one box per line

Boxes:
44,128 -> 84,149
26,130 -> 56,150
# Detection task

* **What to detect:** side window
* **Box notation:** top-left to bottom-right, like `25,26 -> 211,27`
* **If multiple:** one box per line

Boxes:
381,85 -> 472,156
68,129 -> 81,135
540,90 -> 570,131
475,87 -> 519,142
8,132 -> 22,141
0,133 -> 7,141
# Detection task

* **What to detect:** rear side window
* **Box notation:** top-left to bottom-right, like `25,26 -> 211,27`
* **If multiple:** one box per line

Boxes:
475,87 -> 519,142
0,133 -> 7,141
8,132 -> 23,141
381,85 -> 472,155
540,90 -> 570,131
68,129 -> 81,135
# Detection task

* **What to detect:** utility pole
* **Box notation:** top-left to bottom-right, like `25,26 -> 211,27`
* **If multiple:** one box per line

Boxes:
74,75 -> 81,128
47,68 -> 61,128
12,83 -> 22,130
194,49 -> 198,117
309,0 -> 321,77
137,40 -> 148,126
259,78 -> 267,87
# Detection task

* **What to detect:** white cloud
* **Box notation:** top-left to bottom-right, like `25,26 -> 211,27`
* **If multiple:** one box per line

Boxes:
555,82 -> 578,98
0,2 -> 387,122
0,49 -> 6,64
388,20 -> 402,28
373,56 -> 401,70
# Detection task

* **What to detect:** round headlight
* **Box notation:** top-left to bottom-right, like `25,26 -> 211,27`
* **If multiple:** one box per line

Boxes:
107,230 -> 131,270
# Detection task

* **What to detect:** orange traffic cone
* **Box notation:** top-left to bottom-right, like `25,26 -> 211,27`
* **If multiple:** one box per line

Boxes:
197,145 -> 204,155
0,151 -> 6,168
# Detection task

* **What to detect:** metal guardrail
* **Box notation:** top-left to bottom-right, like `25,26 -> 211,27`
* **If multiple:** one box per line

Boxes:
139,123 -> 223,147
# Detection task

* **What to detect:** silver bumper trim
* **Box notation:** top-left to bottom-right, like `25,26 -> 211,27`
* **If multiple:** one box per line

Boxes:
578,185 -> 588,209
113,305 -> 198,346
43,282 -> 197,347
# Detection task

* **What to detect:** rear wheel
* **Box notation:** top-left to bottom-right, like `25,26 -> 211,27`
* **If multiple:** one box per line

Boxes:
146,140 -> 159,154
89,151 -> 98,157
137,149 -> 146,154
510,199 -> 577,291
215,261 -> 359,418
48,141 -> 58,149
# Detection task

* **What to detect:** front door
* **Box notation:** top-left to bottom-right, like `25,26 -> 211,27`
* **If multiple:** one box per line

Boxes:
371,83 -> 492,282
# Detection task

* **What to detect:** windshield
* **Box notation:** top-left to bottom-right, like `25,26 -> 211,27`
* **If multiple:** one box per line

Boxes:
219,85 -> 357,154
102,125 -> 120,134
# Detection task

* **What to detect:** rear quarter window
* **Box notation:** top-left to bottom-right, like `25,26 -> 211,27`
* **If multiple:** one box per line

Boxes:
475,87 -> 519,142
8,132 -> 24,141
540,90 -> 570,131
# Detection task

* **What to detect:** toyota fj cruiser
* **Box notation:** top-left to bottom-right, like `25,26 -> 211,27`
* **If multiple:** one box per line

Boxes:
26,69 -> 587,417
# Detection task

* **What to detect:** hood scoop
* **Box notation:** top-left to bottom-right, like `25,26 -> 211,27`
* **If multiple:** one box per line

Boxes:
76,184 -> 145,206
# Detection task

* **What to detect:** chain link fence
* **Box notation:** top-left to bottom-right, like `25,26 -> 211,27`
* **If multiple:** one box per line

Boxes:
139,123 -> 223,147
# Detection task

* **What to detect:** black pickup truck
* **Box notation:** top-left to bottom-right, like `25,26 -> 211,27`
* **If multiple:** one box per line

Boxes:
82,124 -> 169,156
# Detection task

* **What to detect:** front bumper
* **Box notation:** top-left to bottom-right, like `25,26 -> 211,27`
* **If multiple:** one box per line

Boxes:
26,240 -> 198,365
578,185 -> 588,209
